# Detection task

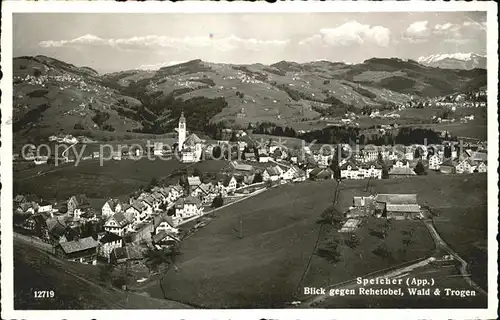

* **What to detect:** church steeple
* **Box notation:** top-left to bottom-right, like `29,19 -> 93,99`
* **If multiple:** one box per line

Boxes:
178,112 -> 186,150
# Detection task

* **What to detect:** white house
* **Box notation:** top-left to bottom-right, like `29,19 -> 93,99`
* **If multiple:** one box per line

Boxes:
221,176 -> 237,195
175,196 -> 203,219
154,214 -> 179,235
104,212 -> 130,237
428,154 -> 442,170
98,232 -> 123,262
476,162 -> 487,173
281,166 -> 297,181
38,200 -> 53,214
101,199 -> 122,220
263,166 -> 282,182
456,159 -> 475,174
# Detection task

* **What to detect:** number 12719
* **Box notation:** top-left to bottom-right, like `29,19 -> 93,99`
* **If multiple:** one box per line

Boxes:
34,290 -> 55,298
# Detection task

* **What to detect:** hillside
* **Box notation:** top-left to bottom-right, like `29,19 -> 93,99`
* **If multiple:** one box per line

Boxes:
14,239 -> 191,309
13,55 -> 486,139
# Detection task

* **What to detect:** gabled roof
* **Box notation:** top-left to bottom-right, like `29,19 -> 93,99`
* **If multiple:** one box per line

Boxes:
99,232 -> 123,244
184,133 -> 204,146
375,194 -> 417,204
14,195 -> 26,203
59,237 -> 98,254
107,212 -> 130,228
222,175 -> 236,186
340,159 -> 360,170
386,204 -> 421,213
265,166 -> 281,176
187,176 -> 202,186
469,151 -> 487,162
388,167 -> 416,175
441,158 -> 458,167
231,161 -> 254,171
70,194 -> 90,208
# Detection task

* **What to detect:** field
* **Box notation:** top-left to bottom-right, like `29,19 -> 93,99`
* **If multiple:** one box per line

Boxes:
15,158 -> 189,200
144,174 -> 487,308
13,240 -> 190,309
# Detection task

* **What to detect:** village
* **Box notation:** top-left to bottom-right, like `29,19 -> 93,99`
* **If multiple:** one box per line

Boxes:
13,110 -> 488,287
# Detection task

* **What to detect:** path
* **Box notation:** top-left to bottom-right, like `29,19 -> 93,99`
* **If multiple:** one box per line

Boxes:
423,220 -> 487,296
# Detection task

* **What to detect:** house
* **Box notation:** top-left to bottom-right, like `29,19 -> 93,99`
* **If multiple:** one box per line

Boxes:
262,166 -> 282,182
55,237 -> 99,265
37,200 -> 53,214
154,213 -> 179,234
16,202 -> 37,215
221,175 -> 237,195
292,167 -> 307,182
258,154 -> 270,163
440,159 -> 457,174
14,194 -> 27,204
98,232 -> 123,261
139,195 -> 157,214
46,218 -> 68,243
101,199 -> 122,220
110,245 -> 146,265
281,166 -> 298,181
340,161 -> 362,179
456,159 -> 475,174
104,212 -> 130,236
191,182 -> 216,204
393,160 -> 410,168
385,204 -> 422,220
152,231 -> 180,249
374,193 -> 420,220
428,154 -> 442,170
67,194 -> 91,216
187,176 -> 202,193
476,162 -> 487,173
388,167 -> 416,178
175,196 -> 203,219
126,201 -> 147,223
244,152 -> 256,162
309,167 -> 334,180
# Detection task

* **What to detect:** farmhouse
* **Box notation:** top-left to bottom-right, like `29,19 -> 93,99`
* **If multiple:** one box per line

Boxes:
175,196 -> 203,219
388,166 -> 416,178
476,162 -> 487,173
263,166 -> 282,182
152,231 -> 181,249
98,232 -> 123,261
154,213 -> 179,234
67,194 -> 91,216
55,236 -> 99,265
221,175 -> 237,194
309,167 -> 334,180
104,212 -> 130,236
101,199 -> 122,220
374,193 -> 421,220
428,154 -> 442,170
456,159 -> 475,174
440,159 -> 457,174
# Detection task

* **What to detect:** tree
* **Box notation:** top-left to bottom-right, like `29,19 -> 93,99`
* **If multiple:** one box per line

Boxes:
212,145 -> 222,159
414,147 -> 421,159
377,152 -> 383,163
230,131 -> 238,142
148,177 -> 158,190
211,194 -> 224,208
193,168 -> 203,177
414,161 -> 426,176
381,167 -> 389,179
253,172 -> 263,184
74,123 -> 84,130
344,234 -> 360,249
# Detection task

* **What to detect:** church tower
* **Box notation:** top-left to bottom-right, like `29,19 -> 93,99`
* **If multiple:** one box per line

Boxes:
178,112 -> 186,150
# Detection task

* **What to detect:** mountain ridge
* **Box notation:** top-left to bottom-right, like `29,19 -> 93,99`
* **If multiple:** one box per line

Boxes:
13,55 -> 486,139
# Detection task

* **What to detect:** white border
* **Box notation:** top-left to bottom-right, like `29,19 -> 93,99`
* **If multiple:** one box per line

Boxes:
1,1 -> 498,320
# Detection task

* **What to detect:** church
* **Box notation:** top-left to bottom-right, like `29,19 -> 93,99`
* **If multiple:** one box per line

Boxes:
177,112 -> 205,163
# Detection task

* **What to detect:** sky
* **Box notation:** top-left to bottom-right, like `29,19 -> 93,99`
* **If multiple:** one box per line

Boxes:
13,12 -> 487,74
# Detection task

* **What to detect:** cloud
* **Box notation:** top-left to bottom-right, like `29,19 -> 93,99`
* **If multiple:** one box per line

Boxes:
39,34 -> 290,52
299,21 -> 391,47
431,20 -> 486,44
138,61 -> 186,70
402,21 -> 430,43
